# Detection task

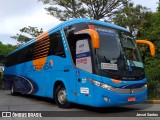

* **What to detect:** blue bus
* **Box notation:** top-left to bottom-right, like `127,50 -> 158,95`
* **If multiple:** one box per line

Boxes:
4,18 -> 155,108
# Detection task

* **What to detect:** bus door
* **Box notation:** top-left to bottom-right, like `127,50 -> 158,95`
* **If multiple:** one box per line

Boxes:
75,37 -> 93,105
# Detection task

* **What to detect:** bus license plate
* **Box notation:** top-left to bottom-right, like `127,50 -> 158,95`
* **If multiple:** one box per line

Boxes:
127,97 -> 136,102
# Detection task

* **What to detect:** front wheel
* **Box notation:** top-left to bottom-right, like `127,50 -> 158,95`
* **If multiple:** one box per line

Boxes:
55,85 -> 71,108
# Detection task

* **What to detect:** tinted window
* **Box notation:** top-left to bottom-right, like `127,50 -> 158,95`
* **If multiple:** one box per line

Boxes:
5,44 -> 34,67
5,31 -> 65,67
72,23 -> 87,32
99,32 -> 120,60
49,31 -> 66,58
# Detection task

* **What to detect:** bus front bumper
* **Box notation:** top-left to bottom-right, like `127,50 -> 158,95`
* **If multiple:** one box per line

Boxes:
92,86 -> 147,107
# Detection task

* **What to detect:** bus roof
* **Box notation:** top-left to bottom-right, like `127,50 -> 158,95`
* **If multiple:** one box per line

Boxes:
7,18 -> 129,57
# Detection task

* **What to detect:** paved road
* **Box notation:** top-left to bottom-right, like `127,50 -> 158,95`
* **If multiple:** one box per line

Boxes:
0,90 -> 159,120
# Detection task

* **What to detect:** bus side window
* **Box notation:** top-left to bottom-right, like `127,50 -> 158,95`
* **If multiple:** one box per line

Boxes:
49,32 -> 66,58
6,54 -> 14,67
26,44 -> 34,61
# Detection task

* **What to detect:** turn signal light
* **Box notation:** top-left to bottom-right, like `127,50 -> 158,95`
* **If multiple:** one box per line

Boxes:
111,79 -> 122,84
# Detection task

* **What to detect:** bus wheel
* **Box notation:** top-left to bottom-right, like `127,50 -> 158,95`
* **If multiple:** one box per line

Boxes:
10,83 -> 17,96
55,85 -> 71,108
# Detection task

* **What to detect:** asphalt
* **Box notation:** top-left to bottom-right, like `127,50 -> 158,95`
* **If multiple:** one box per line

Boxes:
0,90 -> 160,120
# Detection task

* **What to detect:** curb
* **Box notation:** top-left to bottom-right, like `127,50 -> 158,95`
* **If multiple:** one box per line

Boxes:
146,100 -> 160,104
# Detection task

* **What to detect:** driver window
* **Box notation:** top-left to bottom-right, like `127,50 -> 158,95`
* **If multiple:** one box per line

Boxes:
66,32 -> 77,64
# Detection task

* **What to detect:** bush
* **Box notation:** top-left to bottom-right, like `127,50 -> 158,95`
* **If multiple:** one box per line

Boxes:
145,58 -> 160,99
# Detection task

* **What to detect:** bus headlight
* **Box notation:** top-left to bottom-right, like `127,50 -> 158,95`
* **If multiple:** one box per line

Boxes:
101,84 -> 113,90
92,80 -> 101,86
88,78 -> 114,91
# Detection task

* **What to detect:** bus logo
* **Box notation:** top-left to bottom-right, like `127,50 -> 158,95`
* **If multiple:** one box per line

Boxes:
32,32 -> 50,71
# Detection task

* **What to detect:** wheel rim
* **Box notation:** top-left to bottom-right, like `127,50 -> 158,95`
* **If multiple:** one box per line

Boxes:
57,89 -> 66,104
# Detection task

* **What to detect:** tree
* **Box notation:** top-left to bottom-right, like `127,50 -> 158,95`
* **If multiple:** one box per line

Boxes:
157,1 -> 160,12
11,26 -> 43,44
39,0 -> 129,21
0,42 -> 17,89
113,2 -> 151,37
138,10 -> 160,54
0,41 -> 17,64
137,9 -> 160,99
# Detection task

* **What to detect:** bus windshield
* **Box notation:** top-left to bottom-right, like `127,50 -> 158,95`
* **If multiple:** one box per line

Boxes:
94,25 -> 144,80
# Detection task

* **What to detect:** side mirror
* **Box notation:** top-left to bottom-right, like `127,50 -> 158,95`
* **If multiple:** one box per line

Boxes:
75,29 -> 100,49
136,40 -> 155,57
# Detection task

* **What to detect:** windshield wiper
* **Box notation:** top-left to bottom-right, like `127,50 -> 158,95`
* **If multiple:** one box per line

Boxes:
104,56 -> 110,63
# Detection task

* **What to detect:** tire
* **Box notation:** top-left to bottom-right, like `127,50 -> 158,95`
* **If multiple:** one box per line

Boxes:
55,85 -> 71,108
10,83 -> 18,96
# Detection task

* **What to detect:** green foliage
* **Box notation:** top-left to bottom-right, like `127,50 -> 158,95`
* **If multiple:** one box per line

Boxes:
39,0 -> 128,21
145,58 -> 160,99
11,26 -> 43,44
113,2 -> 151,37
138,12 -> 160,43
0,41 -> 17,64
138,11 -> 160,99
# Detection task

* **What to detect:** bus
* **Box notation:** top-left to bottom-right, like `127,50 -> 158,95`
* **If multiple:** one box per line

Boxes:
4,18 -> 155,108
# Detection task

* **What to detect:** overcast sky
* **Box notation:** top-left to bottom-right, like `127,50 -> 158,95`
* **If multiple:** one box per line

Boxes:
0,0 -> 159,45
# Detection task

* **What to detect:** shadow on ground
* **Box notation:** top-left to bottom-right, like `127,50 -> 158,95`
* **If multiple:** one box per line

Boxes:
6,92 -> 153,115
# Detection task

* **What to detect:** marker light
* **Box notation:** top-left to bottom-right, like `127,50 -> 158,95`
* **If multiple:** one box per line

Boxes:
103,96 -> 110,102
144,84 -> 147,88
111,79 -> 122,84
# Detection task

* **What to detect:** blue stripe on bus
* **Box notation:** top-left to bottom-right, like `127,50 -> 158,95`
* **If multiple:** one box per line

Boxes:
4,74 -> 38,94
76,52 -> 91,59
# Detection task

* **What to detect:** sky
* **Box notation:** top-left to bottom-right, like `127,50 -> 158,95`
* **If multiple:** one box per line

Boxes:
0,0 -> 159,45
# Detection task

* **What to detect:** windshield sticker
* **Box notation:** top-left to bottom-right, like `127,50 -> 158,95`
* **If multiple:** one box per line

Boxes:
76,58 -> 87,64
127,60 -> 144,68
95,28 -> 115,33
101,63 -> 118,70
